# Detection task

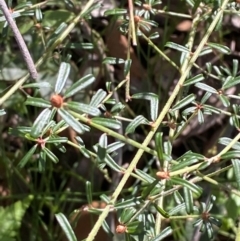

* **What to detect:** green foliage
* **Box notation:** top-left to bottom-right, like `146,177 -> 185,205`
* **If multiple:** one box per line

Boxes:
1,0 -> 240,241
0,196 -> 33,241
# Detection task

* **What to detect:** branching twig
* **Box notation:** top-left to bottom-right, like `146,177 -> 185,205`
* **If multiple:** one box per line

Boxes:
0,0 -> 38,79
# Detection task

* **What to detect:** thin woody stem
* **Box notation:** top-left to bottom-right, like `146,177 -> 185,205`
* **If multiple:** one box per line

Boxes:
0,0 -> 38,79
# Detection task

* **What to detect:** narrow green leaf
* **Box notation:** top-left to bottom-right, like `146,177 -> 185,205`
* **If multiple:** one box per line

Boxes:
171,177 -> 202,196
168,203 -> 186,215
25,97 -> 51,108
14,1 -> 32,10
111,102 -> 125,114
201,92 -> 212,104
209,216 -> 222,227
219,94 -> 230,107
107,141 -> 125,153
43,148 -> 59,163
18,144 -> 37,168
218,137 -> 240,150
42,120 -> 55,136
131,92 -> 159,120
86,181 -> 92,204
126,220 -> 144,234
213,65 -> 222,76
183,74 -> 204,86
115,197 -> 143,209
119,207 -> 137,224
100,194 -> 110,204
153,203 -> 170,218
183,186 -> 193,214
171,94 -> 196,111
90,89 -> 107,107
67,101 -> 101,116
104,154 -> 123,172
58,109 -> 86,134
205,221 -> 214,239
199,46 -> 212,56
171,158 -> 199,172
207,42 -> 230,54
135,169 -> 155,183
206,62 -> 212,73
31,108 -> 52,138
223,76 -> 240,90
232,59 -> 239,77
35,7 -> 43,22
151,226 -> 173,241
55,62 -> 71,94
124,59 -> 132,77
102,220 -> 114,237
125,115 -> 150,135
203,105 -> 221,114
198,160 -> 212,171
55,213 -> 77,241
99,133 -> 107,148
155,132 -> 164,167
197,110 -> 204,124
182,106 -> 197,116
104,8 -> 127,16
232,159 -> 240,191
165,42 -> 189,53
64,43 -> 93,50
149,32 -> 160,39
102,57 -> 125,64
64,74 -> 95,99
23,82 -> 52,89
195,83 -> 218,94
91,117 -> 121,130
47,137 -> 68,143
173,191 -> 184,205
141,180 -> 159,199
79,147 -> 91,158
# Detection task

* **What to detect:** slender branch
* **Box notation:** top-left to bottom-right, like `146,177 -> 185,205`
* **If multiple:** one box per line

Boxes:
157,9 -> 192,19
68,110 -> 157,157
0,0 -> 96,106
141,33 -> 180,72
85,2 -> 230,240
0,0 -> 38,79
128,0 -> 137,46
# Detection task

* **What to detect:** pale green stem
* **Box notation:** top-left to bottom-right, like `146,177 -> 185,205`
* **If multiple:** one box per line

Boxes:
127,200 -> 151,223
102,79 -> 128,104
128,0 -> 137,46
67,140 -> 143,183
168,214 -> 200,220
14,1 -> 48,13
217,131 -> 240,157
157,10 -> 192,19
141,33 -> 180,72
193,63 -> 221,81
85,2 -> 230,240
173,112 -> 197,140
69,110 -> 157,157
170,13 -> 201,140
152,165 -> 237,200
155,181 -> 165,234
125,11 -> 132,101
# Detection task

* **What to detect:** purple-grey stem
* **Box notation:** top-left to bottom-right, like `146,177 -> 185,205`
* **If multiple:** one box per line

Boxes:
0,0 -> 38,79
